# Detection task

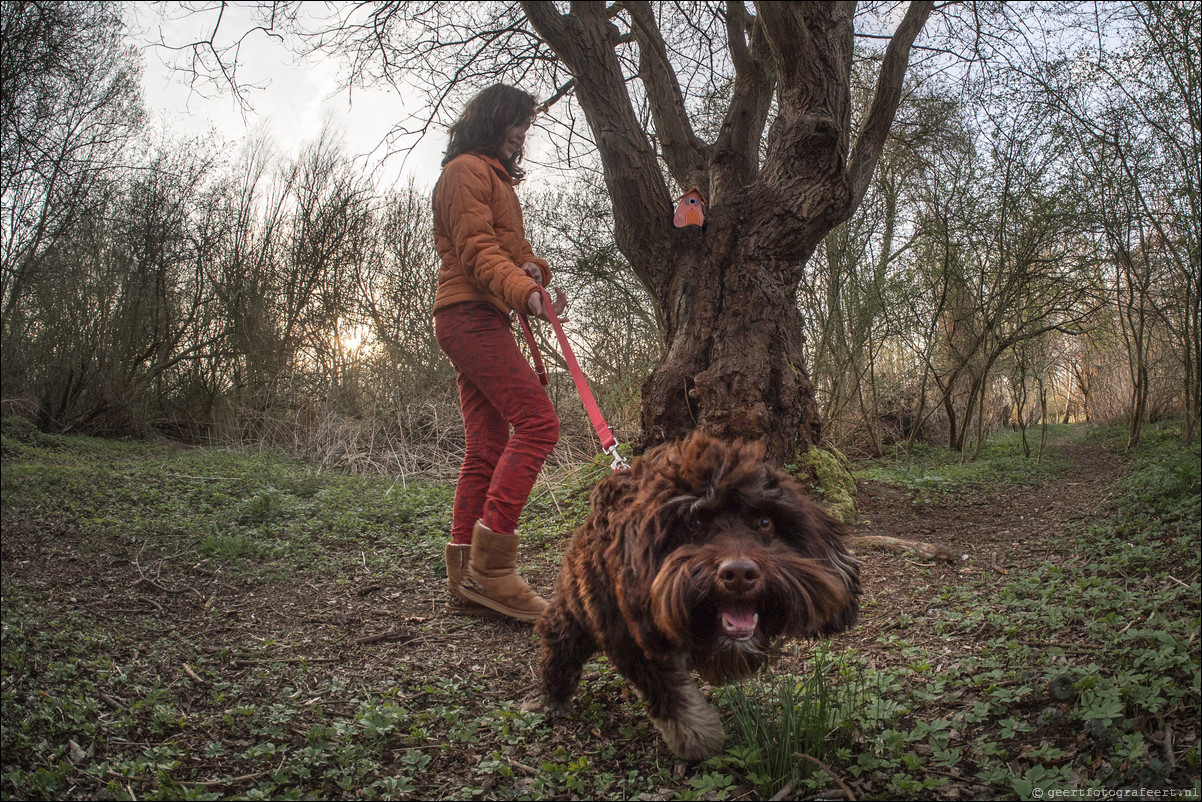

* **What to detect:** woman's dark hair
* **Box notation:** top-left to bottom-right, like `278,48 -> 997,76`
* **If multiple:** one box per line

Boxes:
442,84 -> 537,181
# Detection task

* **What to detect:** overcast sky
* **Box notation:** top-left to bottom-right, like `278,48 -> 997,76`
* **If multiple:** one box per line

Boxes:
125,3 -> 449,191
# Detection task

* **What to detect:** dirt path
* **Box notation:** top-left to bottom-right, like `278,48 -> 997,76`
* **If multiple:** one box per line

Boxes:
844,438 -> 1126,663
3,438 -> 1126,684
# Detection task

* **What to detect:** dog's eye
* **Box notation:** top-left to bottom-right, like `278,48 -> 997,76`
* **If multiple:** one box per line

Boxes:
757,517 -> 774,533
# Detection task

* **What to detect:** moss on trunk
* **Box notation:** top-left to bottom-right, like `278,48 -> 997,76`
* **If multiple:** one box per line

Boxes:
796,446 -> 857,524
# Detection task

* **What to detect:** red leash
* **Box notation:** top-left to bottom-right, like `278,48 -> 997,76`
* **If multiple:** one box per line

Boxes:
518,287 -> 630,472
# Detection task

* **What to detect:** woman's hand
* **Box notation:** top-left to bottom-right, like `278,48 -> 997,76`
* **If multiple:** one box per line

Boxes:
520,261 -> 546,285
528,286 -> 569,323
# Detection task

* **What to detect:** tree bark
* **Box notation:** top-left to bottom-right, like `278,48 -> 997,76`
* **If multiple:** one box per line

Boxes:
636,216 -> 821,457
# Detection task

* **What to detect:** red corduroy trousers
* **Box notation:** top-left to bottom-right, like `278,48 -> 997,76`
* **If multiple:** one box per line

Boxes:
435,301 -> 560,544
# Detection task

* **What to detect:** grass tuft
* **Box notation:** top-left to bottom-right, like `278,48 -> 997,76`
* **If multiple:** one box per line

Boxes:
716,645 -> 865,799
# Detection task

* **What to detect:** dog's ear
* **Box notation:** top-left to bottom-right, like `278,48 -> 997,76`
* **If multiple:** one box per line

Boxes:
767,473 -> 861,632
593,448 -> 692,658
617,515 -> 688,657
769,474 -> 843,552
585,459 -> 666,653
587,468 -> 638,533
798,493 -> 861,634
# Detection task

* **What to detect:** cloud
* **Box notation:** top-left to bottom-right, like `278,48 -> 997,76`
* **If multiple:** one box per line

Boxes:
128,3 -> 446,189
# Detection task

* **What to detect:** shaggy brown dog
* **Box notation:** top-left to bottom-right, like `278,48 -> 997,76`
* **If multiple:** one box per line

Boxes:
532,432 -> 860,762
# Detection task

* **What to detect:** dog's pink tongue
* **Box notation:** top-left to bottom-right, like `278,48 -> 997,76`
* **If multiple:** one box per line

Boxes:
721,611 -> 759,640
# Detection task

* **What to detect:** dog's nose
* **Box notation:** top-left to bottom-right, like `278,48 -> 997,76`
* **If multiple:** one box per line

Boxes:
717,558 -> 761,592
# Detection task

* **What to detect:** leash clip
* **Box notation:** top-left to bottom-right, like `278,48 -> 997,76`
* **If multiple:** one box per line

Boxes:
605,444 -> 631,472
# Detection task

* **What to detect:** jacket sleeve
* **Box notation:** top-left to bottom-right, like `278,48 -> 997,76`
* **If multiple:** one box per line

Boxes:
508,183 -> 550,284
439,159 -> 541,312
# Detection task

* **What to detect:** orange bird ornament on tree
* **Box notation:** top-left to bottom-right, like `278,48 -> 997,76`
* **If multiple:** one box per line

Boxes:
673,187 -> 706,228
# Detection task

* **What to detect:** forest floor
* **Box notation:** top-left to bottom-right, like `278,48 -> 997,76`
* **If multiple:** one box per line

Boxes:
848,435 -> 1124,669
1,419 -> 1198,800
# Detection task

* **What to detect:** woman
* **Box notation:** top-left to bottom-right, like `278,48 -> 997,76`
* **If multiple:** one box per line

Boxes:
432,84 -> 567,622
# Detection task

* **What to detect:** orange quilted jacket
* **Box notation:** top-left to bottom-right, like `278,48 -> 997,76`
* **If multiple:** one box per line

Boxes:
431,153 -> 550,316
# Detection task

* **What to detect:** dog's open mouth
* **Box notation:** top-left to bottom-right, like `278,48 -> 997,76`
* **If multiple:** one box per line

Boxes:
719,609 -> 759,641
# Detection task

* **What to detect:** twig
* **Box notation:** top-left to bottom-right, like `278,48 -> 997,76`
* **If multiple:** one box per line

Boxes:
353,627 -> 414,645
503,758 -> 540,776
180,771 -> 267,787
135,594 -> 165,614
232,657 -> 341,666
769,783 -> 794,801
166,474 -> 241,481
849,535 -> 957,562
923,766 -> 976,782
1017,639 -> 1101,653
181,664 -> 203,684
106,607 -> 161,617
797,753 -> 856,801
160,537 -> 207,563
134,577 -> 184,596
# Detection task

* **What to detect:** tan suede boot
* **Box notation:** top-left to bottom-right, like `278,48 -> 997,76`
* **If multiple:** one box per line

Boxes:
459,521 -> 549,622
444,543 -> 502,617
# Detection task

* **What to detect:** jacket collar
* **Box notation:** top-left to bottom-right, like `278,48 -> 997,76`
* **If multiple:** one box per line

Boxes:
471,153 -> 517,185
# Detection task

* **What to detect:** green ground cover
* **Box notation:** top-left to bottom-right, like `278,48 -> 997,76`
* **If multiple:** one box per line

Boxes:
2,416 -> 1198,800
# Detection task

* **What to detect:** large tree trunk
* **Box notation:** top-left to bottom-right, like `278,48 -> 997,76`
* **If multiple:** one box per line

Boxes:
638,227 -> 821,458
634,158 -> 848,456
523,0 -> 933,460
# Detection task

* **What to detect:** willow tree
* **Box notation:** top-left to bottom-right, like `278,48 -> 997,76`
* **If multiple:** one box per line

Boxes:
520,2 -> 933,459
168,1 -> 934,458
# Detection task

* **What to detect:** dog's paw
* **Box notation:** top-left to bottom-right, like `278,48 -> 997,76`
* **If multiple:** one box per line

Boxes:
519,697 -> 572,717
652,700 -> 725,762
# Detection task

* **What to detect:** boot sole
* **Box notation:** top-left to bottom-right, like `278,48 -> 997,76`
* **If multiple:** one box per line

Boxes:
457,585 -> 546,622
445,598 -> 505,617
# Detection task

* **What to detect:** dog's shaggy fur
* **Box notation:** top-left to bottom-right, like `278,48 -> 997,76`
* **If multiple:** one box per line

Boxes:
533,432 -> 861,761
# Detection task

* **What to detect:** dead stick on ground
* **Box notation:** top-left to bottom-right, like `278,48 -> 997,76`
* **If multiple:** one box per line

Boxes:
181,771 -> 267,787
137,595 -> 165,614
232,657 -> 341,666
504,758 -> 539,776
798,753 -> 856,801
98,692 -> 127,711
850,535 -> 957,563
353,628 -> 410,645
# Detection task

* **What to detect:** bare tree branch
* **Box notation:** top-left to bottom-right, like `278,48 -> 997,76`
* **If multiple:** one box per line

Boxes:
845,0 -> 935,220
708,1 -> 774,202
521,0 -> 672,277
625,1 -> 708,190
